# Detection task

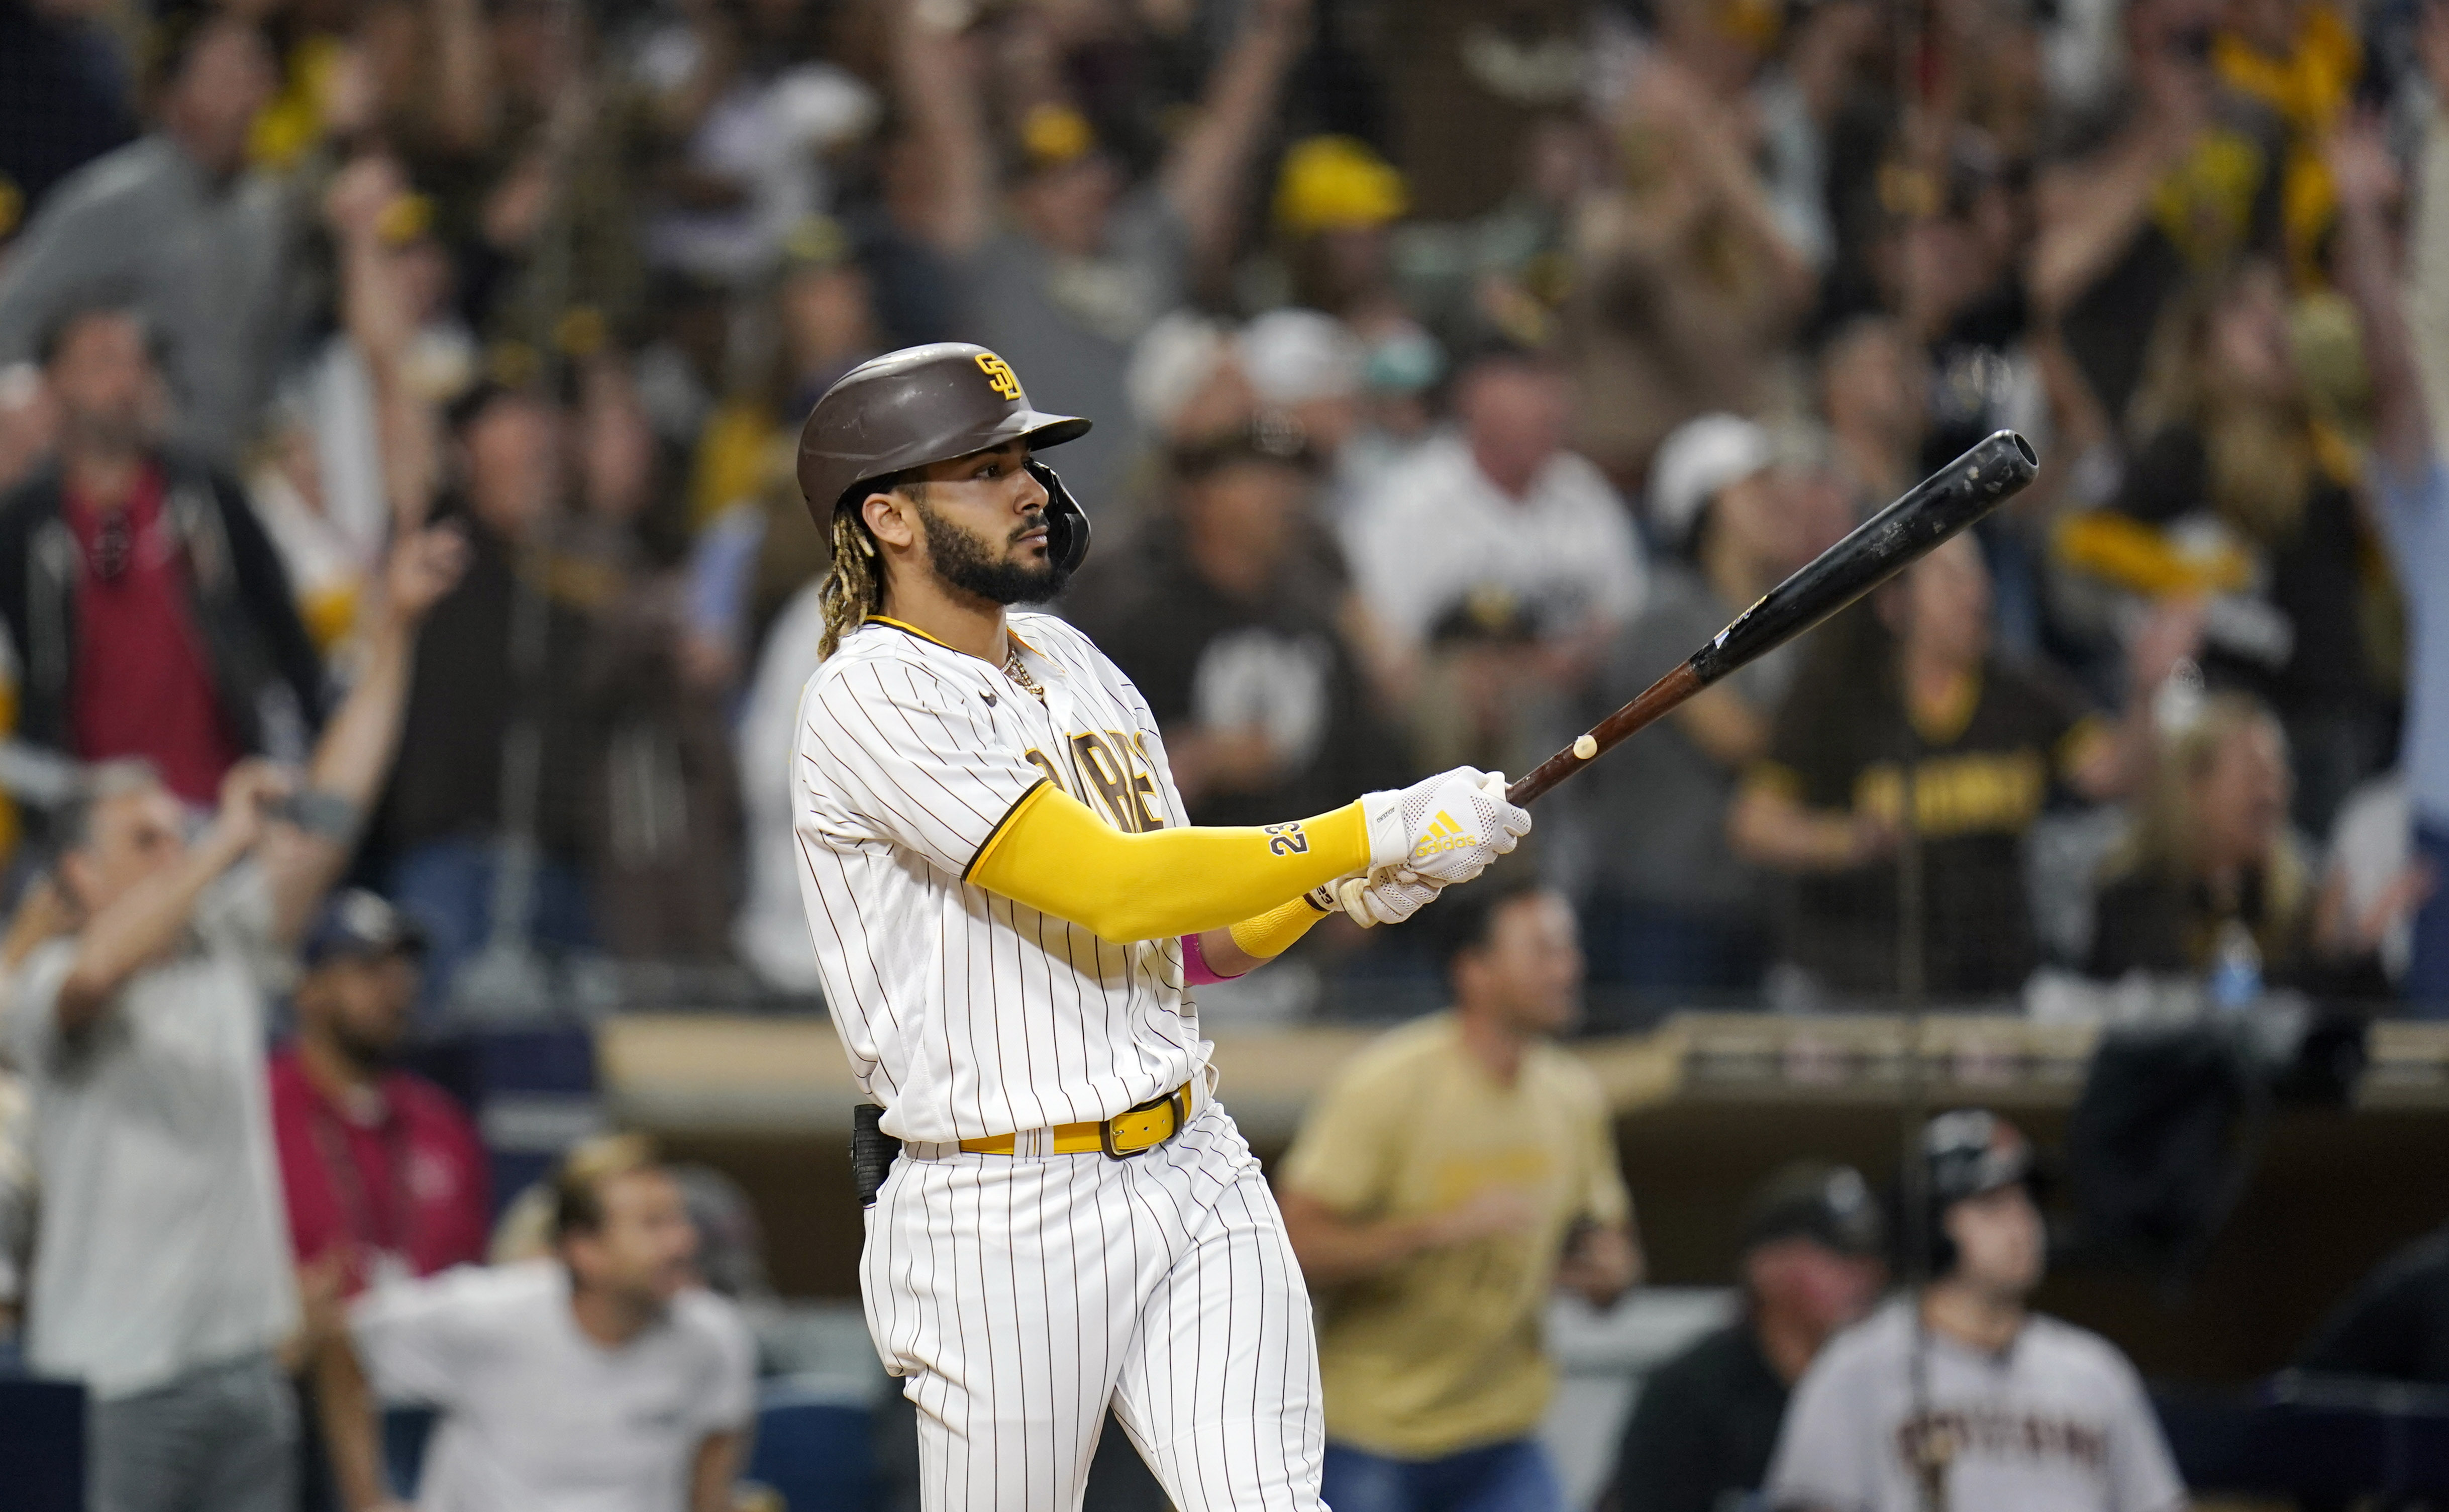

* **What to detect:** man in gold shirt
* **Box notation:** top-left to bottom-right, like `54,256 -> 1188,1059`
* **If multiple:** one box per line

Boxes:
1279,874 -> 1641,1512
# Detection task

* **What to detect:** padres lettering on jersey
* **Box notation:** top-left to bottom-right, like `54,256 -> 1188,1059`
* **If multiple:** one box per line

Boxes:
793,611 -> 1204,1144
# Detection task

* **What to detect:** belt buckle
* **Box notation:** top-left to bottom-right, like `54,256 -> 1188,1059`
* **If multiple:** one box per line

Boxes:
1101,1085 -> 1187,1160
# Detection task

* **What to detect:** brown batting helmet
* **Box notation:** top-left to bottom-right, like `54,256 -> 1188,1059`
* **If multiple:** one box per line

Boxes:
796,343 -> 1095,571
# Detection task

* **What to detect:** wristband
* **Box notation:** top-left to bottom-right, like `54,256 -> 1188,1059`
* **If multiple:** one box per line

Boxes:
273,788 -> 363,843
1182,930 -> 1237,984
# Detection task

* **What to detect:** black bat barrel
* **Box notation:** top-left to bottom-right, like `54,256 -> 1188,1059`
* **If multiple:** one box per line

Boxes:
1687,430 -> 2038,688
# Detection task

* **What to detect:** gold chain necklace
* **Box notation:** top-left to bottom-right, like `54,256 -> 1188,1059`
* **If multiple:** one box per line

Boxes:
1003,644 -> 1046,703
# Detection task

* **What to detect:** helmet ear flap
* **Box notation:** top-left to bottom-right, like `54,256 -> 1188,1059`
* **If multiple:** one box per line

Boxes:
1026,460 -> 1092,574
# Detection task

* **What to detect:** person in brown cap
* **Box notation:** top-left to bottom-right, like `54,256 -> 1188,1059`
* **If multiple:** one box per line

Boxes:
787,340 -> 1538,1509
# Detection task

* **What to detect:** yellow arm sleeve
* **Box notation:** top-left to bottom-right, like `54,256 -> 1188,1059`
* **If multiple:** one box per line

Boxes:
967,783 -> 1368,944
1228,892 -> 1336,961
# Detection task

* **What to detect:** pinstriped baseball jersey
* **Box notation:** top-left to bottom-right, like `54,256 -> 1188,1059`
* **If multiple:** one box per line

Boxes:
792,609 -> 1206,1145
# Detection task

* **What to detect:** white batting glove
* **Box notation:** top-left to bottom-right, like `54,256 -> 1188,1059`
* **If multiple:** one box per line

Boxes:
1357,766 -> 1531,889
1318,867 -> 1442,929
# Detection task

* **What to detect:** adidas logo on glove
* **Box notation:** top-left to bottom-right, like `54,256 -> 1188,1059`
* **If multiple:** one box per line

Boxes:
1410,811 -> 1478,860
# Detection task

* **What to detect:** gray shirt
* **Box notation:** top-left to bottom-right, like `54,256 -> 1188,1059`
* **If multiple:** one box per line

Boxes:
957,191 -> 1187,512
1580,562 -> 1792,912
1764,1300 -> 2186,1512
5,865 -> 298,1398
0,137 -> 299,466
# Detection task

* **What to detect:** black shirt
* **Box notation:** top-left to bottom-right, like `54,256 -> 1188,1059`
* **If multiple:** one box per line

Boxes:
2087,861 -> 2300,981
0,0 -> 135,229
382,513 -> 595,860
2087,850 -> 2390,998
1610,1322 -> 1791,1512
1760,617 -> 2101,997
1065,523 -> 1403,828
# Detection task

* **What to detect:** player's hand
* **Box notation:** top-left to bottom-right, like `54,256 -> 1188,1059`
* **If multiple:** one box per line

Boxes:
1326,866 -> 1442,929
2125,594 -> 2206,696
2324,112 -> 2401,220
379,521 -> 470,626
2422,0 -> 2449,105
1362,768 -> 1532,887
1555,1223 -> 1643,1309
1841,809 -> 1901,867
209,759 -> 298,853
293,1247 -> 351,1352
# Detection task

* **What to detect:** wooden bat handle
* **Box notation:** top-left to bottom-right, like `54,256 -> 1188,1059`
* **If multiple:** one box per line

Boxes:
1507,663 -> 1702,807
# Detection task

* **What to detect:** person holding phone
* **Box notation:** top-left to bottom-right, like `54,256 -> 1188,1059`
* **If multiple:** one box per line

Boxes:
3,524 -> 463,1512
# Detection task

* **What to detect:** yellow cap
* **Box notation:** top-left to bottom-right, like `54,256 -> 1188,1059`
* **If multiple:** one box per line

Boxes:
1273,135 -> 1409,237
374,192 -> 434,247
1714,0 -> 1783,52
1021,104 -> 1097,169
487,340 -> 541,390
554,306 -> 607,358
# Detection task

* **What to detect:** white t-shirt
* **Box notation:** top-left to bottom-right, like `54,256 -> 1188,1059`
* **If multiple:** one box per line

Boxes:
792,611 -> 1207,1144
1764,1300 -> 2187,1512
351,1260 -> 756,1512
2325,773 -> 2411,983
734,580 -> 829,991
5,866 -> 298,1399
1341,431 -> 1647,652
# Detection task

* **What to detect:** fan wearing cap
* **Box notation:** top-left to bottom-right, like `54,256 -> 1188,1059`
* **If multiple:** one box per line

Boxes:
1066,424 -> 1405,827
792,340 -> 1537,1510
1607,1163 -> 1886,1512
267,889 -> 490,1296
1762,1112 -> 2185,1512
1578,414 -> 1845,993
885,0 -> 1308,508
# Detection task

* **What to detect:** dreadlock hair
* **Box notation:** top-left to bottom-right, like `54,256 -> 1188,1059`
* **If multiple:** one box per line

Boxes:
816,471 -> 926,659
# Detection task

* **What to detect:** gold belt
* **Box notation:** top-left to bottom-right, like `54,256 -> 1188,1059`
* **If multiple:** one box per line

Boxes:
959,1080 -> 1195,1159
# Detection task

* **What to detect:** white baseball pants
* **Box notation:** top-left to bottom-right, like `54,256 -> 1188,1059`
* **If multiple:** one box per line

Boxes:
862,1103 -> 1328,1511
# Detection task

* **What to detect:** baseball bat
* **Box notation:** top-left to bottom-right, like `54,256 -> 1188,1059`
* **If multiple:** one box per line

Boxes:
1506,429 -> 2039,808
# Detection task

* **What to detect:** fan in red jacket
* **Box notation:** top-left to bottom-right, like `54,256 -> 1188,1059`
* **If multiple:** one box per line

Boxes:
269,890 -> 489,1291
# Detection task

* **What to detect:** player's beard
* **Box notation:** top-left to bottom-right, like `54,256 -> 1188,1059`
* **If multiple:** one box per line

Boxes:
916,497 -> 1073,605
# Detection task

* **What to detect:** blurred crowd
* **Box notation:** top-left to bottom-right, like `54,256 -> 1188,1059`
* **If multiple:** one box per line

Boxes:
5,0 -> 2449,1503
0,0 -> 2445,1023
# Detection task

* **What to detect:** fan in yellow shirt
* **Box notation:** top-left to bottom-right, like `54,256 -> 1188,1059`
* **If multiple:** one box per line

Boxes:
1278,875 -> 1641,1511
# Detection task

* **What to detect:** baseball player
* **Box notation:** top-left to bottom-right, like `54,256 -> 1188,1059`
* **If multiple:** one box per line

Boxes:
789,342 -> 1532,1511
1762,1111 -> 2185,1512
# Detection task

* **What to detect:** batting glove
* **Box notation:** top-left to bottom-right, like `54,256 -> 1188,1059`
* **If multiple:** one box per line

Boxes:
1359,767 -> 1532,888
1321,866 -> 1441,929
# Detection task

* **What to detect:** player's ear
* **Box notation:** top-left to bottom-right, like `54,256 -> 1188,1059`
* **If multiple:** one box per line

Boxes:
862,488 -> 918,554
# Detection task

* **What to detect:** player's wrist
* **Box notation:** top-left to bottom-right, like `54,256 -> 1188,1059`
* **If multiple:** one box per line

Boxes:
1358,789 -> 1408,870
1227,893 -> 1332,961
